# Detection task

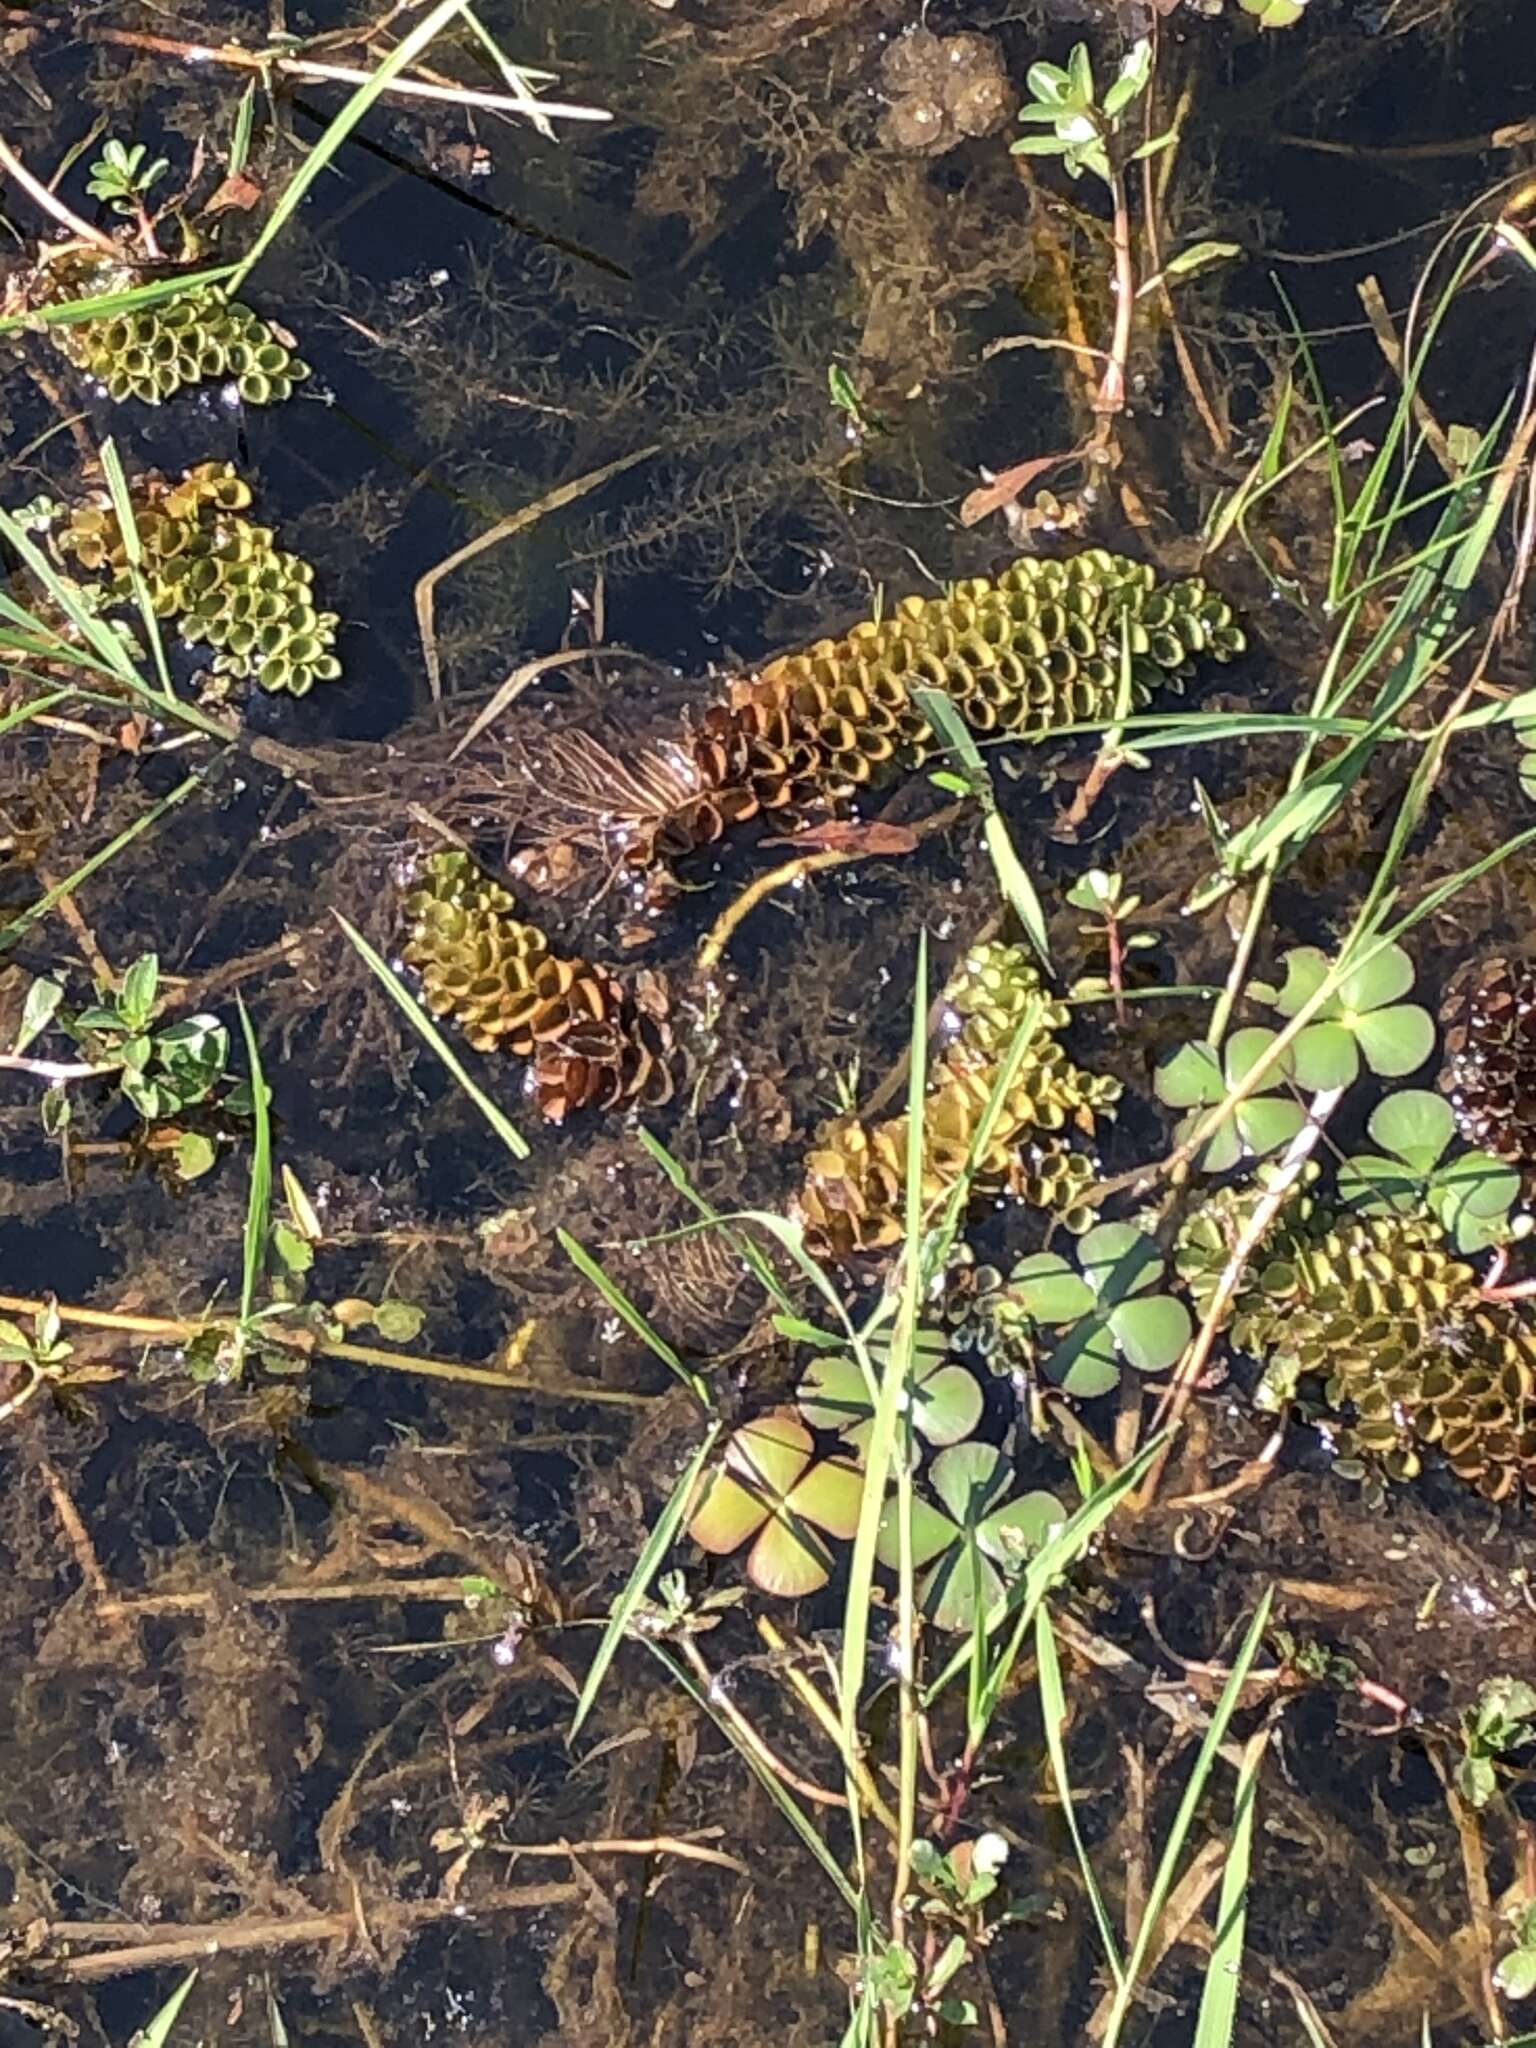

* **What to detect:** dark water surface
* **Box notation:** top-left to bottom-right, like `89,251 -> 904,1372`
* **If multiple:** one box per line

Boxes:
3,1 -> 1536,2043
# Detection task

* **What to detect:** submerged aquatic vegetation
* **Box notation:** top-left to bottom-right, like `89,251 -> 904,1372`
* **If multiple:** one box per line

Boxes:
400,848 -> 673,1121
38,250 -> 309,406
796,939 -> 1117,1257
35,461 -> 340,696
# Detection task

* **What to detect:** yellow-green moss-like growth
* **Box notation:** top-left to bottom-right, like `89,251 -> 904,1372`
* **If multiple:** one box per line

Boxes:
1237,1212 -> 1536,1500
402,850 -> 672,1122
53,463 -> 341,697
42,253 -> 309,406
796,941 -> 1119,1258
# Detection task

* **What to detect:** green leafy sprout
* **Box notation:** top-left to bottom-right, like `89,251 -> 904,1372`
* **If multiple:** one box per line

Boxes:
86,138 -> 171,216
1010,39 -> 1153,186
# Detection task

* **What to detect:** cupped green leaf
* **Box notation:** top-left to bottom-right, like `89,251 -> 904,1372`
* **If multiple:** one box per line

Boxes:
1178,1109 -> 1242,1176
1337,1152 -> 1422,1216
916,1363 -> 985,1446
1009,1252 -> 1097,1325
1045,1318 -> 1122,1397
1352,1002 -> 1434,1078
1108,1293 -> 1192,1374
1337,941 -> 1415,1016
1078,1222 -> 1161,1305
1435,1149 -> 1521,1222
976,1489 -> 1065,1564
1224,1025 -> 1283,1087
688,1468 -> 768,1556
1235,1096 -> 1307,1156
786,1455 -> 864,1540
1286,1020 -> 1359,1091
929,1442 -> 1011,1527
1366,1088 -> 1455,1173
748,1514 -> 837,1599
1155,1039 -> 1221,1109
1257,946 -> 1330,1018
876,1491 -> 960,1573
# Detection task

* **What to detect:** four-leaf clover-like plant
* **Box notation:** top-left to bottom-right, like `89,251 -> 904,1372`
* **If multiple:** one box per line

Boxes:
1248,941 -> 1434,1091
1154,1029 -> 1307,1172
1338,1089 -> 1523,1253
688,1412 -> 862,1598
797,1326 -> 982,1454
875,1444 -> 1063,1632
1006,1222 -> 1193,1397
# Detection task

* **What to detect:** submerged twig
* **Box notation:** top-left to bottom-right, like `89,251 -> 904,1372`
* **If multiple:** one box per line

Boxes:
416,448 -> 657,710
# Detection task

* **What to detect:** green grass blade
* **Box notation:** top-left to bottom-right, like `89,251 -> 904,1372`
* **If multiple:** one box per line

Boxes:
635,1128 -> 796,1315
557,1227 -> 711,1409
135,1968 -> 199,2047
237,999 -> 273,1330
1194,1721 -> 1269,2048
648,1641 -> 860,1913
100,437 -> 175,702
918,689 -> 1052,971
569,1420 -> 721,1741
333,912 -> 530,1160
0,772 -> 205,955
226,0 -> 474,295
1036,1601 -> 1126,1987
1100,1586 -> 1275,2048
0,689 -> 70,735
0,266 -> 237,339
838,934 -> 929,1778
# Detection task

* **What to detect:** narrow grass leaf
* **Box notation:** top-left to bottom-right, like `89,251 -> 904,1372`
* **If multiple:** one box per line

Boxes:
333,912 -> 529,1160
1100,1585 -> 1275,2048
1036,1601 -> 1126,1986
917,690 -> 1052,971
0,772 -> 204,955
1194,1720 -> 1269,2048
237,999 -> 272,1330
648,1641 -> 859,1913
636,1128 -> 796,1315
569,1421 -> 721,1741
227,0 -> 474,295
134,1968 -> 199,2047
0,266 -> 237,339
558,1228 -> 711,1408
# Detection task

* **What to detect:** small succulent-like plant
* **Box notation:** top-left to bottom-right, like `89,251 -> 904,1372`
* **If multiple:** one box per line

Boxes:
1007,1222 -> 1194,1397
1010,40 -> 1152,186
86,137 -> 170,217
687,1412 -> 862,1597
1458,1675 -> 1536,1809
1337,1089 -> 1522,1253
1248,940 -> 1434,1091
1154,1029 -> 1308,1172
796,1325 -> 983,1454
875,1443 -> 1062,1631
